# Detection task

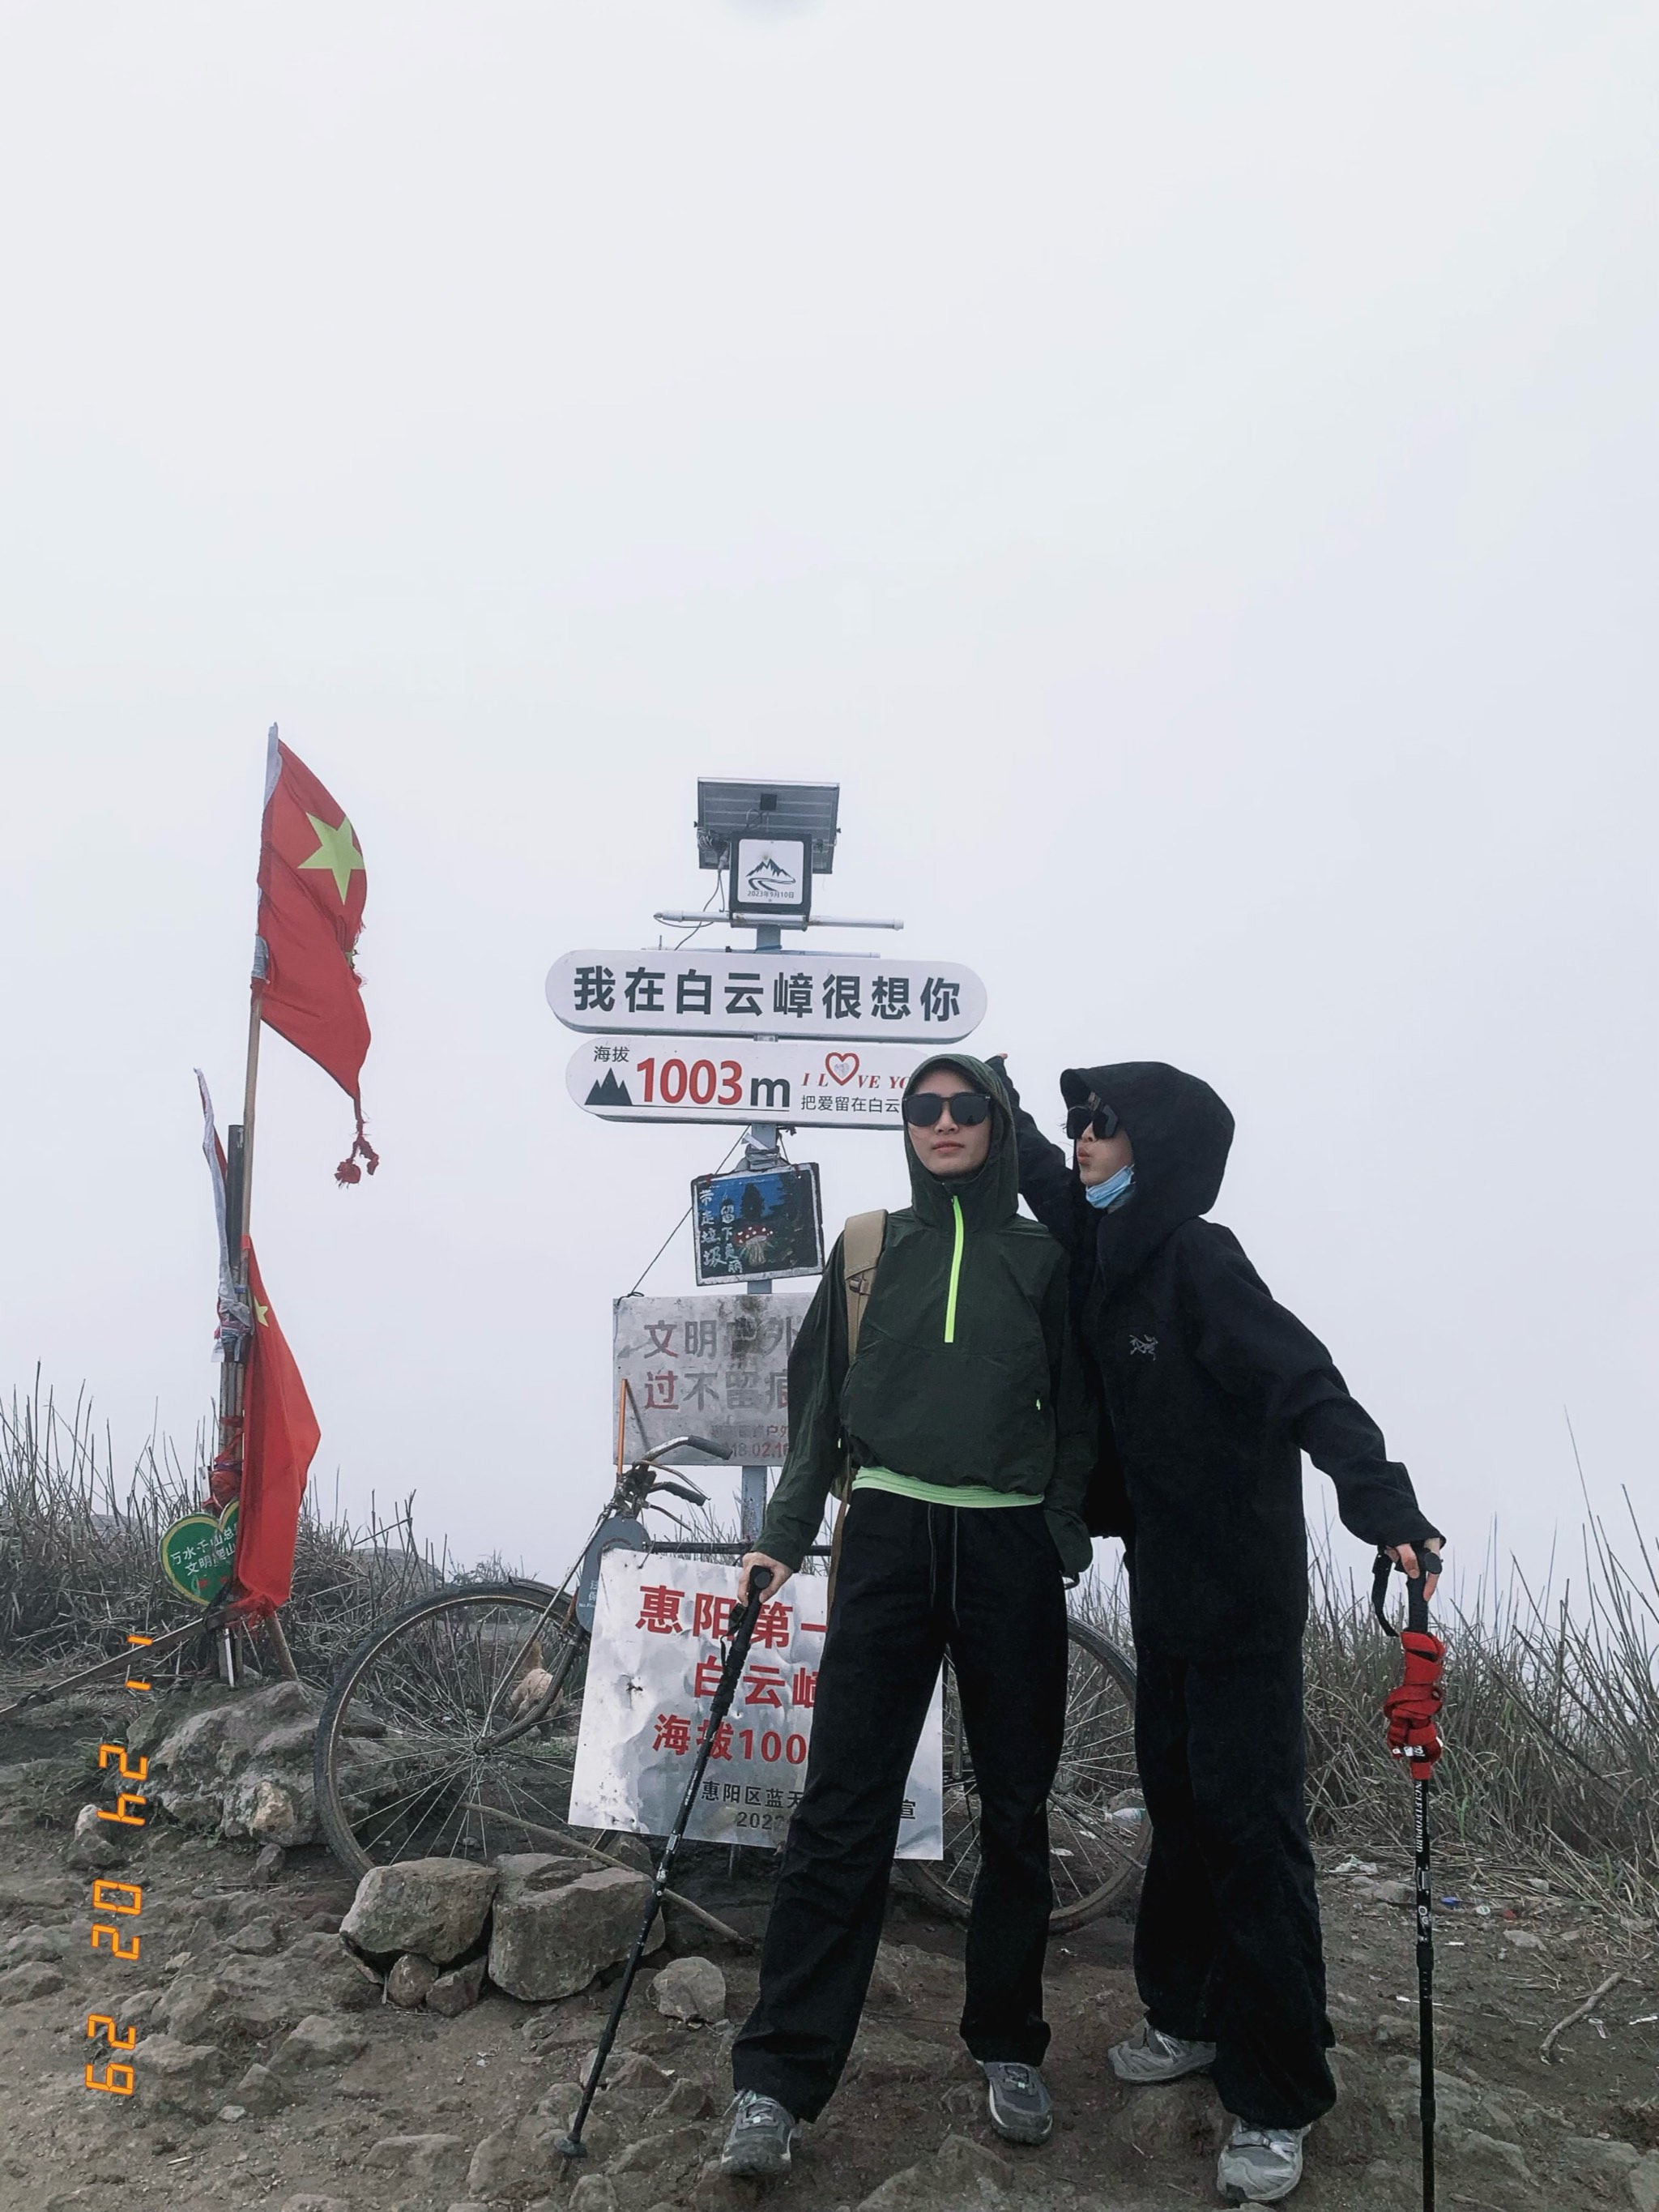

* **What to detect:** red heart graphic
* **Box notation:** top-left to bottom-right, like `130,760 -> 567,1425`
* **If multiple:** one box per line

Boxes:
825,1052 -> 860,1085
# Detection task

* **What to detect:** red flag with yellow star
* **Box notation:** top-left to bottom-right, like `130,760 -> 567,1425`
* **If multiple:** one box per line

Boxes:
256,729 -> 378,1183
235,1241 -> 321,1616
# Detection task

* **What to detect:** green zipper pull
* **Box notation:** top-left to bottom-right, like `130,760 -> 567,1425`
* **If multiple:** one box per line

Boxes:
945,1194 -> 965,1343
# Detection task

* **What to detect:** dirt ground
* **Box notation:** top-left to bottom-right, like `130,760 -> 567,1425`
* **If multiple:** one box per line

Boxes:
2,1690 -> 1656,2212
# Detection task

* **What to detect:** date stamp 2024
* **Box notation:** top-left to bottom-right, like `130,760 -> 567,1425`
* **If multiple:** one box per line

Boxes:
83,1633 -> 154,2096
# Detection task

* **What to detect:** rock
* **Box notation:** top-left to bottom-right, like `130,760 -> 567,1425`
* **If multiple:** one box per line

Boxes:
652,1955 -> 727,2023
568,2180 -> 619,2212
66,1802 -> 128,1871
233,2060 -> 284,2114
218,2103 -> 246,2121
0,1963 -> 66,2003
134,2034 -> 228,2111
386,1953 -> 441,2008
466,2116 -> 565,2197
0,1873 -> 76,1911
598,2048 -> 673,2091
271,2013 -> 371,2074
228,1915 -> 282,1956
1363,1878 -> 1415,1907
427,1955 -> 488,2016
3,1927 -> 72,1962
147,1683 -> 322,1845
1631,2154 -> 1659,2212
1113,2074 -> 1228,2159
847,2022 -> 954,2088
600,1833 -> 655,1874
161,1931 -> 378,2040
1444,2126 -> 1532,2182
612,2125 -> 710,2179
856,2132 -> 1015,2210
277,2199 -> 352,2212
364,2135 -> 469,2188
1562,2137 -> 1641,2182
340,1858 -> 498,1966
651,2077 -> 713,2122
250,1842 -> 288,1885
1503,1927 -> 1545,1950
488,1868 -> 658,2002
493,1851 -> 594,1900
116,1988 -> 166,2034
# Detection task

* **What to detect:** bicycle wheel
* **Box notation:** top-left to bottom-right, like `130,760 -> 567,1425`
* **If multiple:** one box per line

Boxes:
906,1615 -> 1149,1932
313,1579 -> 598,1878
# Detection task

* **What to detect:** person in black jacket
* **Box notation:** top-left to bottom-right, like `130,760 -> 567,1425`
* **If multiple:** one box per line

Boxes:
995,1057 -> 1443,2207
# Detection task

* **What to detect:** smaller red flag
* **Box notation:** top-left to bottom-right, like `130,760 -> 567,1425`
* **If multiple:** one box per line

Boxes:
256,728 -> 379,1185
234,1243 -> 321,1618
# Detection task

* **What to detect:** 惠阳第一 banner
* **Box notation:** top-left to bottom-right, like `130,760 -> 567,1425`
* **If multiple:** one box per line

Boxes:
569,1548 -> 943,1855
572,1036 -> 939,1127
548,950 -> 983,1044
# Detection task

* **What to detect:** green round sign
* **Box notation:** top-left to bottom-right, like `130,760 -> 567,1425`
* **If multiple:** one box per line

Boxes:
159,1501 -> 240,1606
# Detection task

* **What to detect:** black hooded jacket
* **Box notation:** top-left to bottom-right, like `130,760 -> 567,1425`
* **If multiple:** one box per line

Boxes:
1001,1060 -> 1442,1659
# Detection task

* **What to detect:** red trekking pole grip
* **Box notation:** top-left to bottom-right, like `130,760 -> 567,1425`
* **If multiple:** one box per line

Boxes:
1384,1628 -> 1446,1775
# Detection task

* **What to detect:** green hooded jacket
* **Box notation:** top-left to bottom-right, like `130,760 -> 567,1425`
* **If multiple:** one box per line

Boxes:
757,1053 -> 1096,1578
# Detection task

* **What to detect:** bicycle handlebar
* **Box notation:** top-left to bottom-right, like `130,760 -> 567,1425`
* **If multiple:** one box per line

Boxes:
642,1435 -> 731,1465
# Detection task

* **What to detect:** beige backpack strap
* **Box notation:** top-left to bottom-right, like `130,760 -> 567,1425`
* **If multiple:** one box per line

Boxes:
826,1210 -> 887,1616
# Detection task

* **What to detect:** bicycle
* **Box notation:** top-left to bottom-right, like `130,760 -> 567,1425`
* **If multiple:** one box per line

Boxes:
313,1438 -> 1150,1928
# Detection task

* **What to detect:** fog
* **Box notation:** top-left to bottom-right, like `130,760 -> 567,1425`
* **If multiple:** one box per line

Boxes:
3,3 -> 1654,1594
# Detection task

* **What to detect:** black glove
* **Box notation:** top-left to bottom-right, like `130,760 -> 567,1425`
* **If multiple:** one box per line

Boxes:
986,1053 -> 1021,1112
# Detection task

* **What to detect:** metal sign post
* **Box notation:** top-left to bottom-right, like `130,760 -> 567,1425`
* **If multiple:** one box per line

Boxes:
557,780 -> 987,1547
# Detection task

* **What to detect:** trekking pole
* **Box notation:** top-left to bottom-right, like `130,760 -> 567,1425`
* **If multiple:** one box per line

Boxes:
559,1565 -> 770,2161
1371,1550 -> 1445,2212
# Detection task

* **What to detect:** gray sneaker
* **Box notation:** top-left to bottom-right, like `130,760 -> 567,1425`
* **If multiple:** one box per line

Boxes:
980,2060 -> 1053,2145
720,2090 -> 799,2177
1108,2018 -> 1218,2084
1217,2120 -> 1307,2203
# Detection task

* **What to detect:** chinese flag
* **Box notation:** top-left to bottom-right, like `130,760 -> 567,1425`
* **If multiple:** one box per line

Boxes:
257,728 -> 379,1184
235,1242 -> 321,1616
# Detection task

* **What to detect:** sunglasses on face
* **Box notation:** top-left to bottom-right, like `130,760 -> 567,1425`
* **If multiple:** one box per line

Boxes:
902,1090 -> 994,1129
1065,1102 -> 1120,1142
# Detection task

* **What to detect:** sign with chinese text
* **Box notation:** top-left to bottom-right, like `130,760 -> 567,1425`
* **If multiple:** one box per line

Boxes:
693,1164 -> 824,1285
729,836 -> 811,924
548,950 -> 984,1044
614,1293 -> 812,1466
572,1036 -> 932,1127
568,1548 -> 943,1855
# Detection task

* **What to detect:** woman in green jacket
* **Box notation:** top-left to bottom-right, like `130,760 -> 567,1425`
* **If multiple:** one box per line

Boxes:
721,1054 -> 1094,2176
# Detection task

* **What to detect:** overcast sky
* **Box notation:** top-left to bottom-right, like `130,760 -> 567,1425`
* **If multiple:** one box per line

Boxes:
3,3 -> 1654,1599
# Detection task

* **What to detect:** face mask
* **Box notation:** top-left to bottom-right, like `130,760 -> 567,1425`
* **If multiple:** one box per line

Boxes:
1085,1163 -> 1136,1212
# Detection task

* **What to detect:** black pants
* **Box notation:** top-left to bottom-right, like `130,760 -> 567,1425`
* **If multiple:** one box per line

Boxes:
1132,1643 -> 1337,2130
732,1488 -> 1069,2120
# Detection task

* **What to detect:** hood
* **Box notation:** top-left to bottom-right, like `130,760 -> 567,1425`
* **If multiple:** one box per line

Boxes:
902,1052 -> 1020,1228
1060,1061 -> 1235,1286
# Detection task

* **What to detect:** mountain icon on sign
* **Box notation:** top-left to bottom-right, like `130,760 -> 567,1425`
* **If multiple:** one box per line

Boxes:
745,853 -> 797,896
586,1070 -> 633,1107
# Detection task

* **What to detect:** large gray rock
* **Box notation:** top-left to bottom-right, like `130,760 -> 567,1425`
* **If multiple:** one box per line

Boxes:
386,1952 -> 440,2008
0,1962 -> 66,2004
651,1954 -> 727,2022
487,1867 -> 656,2002
493,1851 -> 593,1899
1631,2153 -> 1659,2212
340,1857 -> 498,1966
145,1683 -> 322,1845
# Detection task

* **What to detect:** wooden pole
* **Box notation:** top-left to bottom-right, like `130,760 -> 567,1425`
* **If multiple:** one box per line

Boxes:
237,988 -> 263,1283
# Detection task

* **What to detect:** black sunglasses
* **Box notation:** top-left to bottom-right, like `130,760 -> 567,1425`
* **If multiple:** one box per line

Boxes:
1065,1101 -> 1120,1142
903,1090 -> 994,1129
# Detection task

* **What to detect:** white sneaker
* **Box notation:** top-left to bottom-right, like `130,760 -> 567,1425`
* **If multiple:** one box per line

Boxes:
1107,2018 -> 1218,2084
1217,2119 -> 1308,2203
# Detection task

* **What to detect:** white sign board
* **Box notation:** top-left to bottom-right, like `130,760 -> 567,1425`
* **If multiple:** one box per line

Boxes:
548,950 -> 985,1044
614,1293 -> 813,1467
569,1548 -> 943,1855
574,1036 -> 935,1127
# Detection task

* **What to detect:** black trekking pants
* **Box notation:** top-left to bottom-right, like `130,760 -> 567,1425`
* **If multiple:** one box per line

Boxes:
1132,1642 -> 1337,2131
732,1488 -> 1069,2121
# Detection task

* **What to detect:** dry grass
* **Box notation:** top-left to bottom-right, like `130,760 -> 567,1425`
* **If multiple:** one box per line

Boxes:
0,1377 -> 446,1688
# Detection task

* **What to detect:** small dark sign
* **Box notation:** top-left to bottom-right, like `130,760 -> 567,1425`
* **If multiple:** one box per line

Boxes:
693,1164 -> 825,1284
